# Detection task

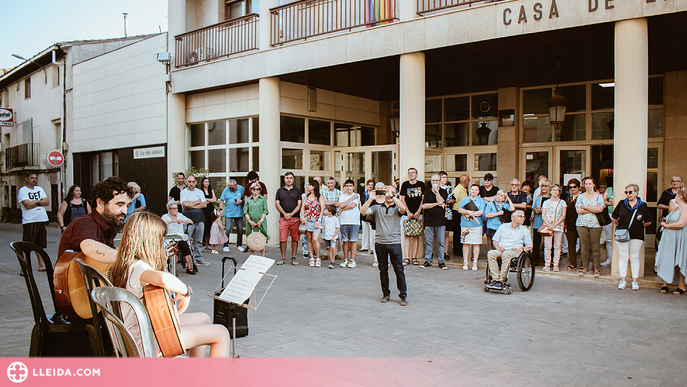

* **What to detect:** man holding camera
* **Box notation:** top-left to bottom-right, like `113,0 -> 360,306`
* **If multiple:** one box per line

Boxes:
421,173 -> 449,269
219,179 -> 246,253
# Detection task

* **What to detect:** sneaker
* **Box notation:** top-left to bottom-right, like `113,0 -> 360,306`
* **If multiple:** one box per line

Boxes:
632,281 -> 639,291
340,259 -> 349,268
291,258 -> 299,266
439,263 -> 447,270
421,262 -> 432,268
223,246 -> 230,252
276,259 -> 285,265
196,260 -> 210,266
237,246 -> 248,253
444,253 -> 450,261
315,258 -> 322,267
328,263 -> 335,269
211,250 -> 219,255
380,295 -> 390,303
372,261 -> 379,268
618,280 -> 627,290
542,266 -> 550,272
204,246 -> 212,252
348,260 -> 357,268
303,253 -> 309,258
400,298 -> 408,306
601,259 -> 611,266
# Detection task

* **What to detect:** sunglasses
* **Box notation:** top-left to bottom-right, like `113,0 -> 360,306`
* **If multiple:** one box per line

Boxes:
568,186 -> 578,189
624,191 -> 635,195
252,188 -> 261,191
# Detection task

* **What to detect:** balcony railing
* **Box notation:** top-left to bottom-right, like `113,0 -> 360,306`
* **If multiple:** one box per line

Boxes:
270,0 -> 397,46
175,14 -> 259,67
5,143 -> 40,169
417,0 -> 503,15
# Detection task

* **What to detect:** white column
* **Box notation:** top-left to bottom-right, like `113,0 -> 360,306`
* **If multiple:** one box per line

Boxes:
613,18 -> 648,278
259,77 -> 281,245
399,0 -> 419,21
167,0 -> 187,176
399,52 -> 425,179
259,0 -> 279,50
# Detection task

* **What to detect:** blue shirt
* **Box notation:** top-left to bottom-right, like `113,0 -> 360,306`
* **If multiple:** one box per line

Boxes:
220,186 -> 245,218
532,195 -> 549,230
493,223 -> 533,250
125,194 -> 146,221
458,196 -> 486,228
485,201 -> 511,231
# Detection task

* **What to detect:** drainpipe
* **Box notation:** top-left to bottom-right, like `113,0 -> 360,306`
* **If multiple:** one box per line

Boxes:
51,47 -> 66,202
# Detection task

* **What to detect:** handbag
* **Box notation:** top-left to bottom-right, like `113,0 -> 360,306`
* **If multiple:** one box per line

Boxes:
538,200 -> 559,236
595,194 -> 612,226
403,218 -> 423,237
615,207 -> 638,242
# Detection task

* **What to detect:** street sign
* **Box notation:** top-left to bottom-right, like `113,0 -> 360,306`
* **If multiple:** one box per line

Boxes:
47,150 -> 64,167
0,108 -> 14,127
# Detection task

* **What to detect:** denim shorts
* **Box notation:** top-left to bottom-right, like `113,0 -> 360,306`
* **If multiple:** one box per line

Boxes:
305,220 -> 321,233
339,224 -> 360,242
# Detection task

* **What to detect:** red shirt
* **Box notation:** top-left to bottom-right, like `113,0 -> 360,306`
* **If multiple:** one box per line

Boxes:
58,210 -> 117,257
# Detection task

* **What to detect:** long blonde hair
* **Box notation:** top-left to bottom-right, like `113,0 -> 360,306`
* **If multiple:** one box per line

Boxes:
110,212 -> 168,289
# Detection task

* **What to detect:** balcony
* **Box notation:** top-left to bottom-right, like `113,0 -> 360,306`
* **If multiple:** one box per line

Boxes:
5,143 -> 40,170
175,14 -> 259,68
417,0 -> 503,15
270,0 -> 397,46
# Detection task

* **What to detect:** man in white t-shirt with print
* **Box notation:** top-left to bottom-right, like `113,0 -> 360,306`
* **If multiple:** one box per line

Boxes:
338,179 -> 361,268
180,175 -> 209,266
18,172 -> 50,270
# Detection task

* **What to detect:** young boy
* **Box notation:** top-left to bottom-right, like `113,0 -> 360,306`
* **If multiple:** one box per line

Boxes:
322,205 -> 340,269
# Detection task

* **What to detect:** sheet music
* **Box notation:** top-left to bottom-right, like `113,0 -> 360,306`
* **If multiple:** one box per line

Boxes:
218,255 -> 274,304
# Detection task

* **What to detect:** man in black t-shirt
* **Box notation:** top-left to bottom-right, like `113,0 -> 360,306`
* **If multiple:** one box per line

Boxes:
275,172 -> 302,265
506,178 -> 528,223
480,173 -> 499,202
168,172 -> 186,211
421,174 -> 448,269
400,167 -> 426,265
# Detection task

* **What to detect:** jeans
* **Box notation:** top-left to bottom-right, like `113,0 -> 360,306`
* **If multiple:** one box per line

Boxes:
301,232 -> 309,255
187,222 -> 205,261
424,225 -> 445,264
375,243 -> 407,299
224,217 -> 244,248
452,211 -> 462,255
602,223 -> 613,262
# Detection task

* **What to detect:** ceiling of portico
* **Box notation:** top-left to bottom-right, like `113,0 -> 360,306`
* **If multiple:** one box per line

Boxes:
279,11 -> 687,101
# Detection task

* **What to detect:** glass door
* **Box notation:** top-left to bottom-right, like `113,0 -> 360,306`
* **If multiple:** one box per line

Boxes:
522,147 -> 552,190
339,145 -> 398,195
557,146 -> 589,187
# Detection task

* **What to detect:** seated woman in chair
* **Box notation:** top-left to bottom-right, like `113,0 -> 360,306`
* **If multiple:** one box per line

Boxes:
486,210 -> 532,289
109,212 -> 230,357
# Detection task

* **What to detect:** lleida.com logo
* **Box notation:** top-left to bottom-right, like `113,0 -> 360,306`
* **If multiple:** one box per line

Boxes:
7,362 -> 28,383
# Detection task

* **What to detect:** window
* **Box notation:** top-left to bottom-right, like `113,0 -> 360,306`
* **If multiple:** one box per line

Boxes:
225,0 -> 257,20
280,116 -> 305,143
52,66 -> 60,89
24,78 -> 31,99
425,92 -> 498,149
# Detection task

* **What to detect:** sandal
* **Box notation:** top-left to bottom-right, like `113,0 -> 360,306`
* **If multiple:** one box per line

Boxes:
567,265 -> 577,271
594,270 -> 600,277
276,259 -> 286,265
403,258 -> 410,266
553,266 -> 560,272
660,285 -> 669,293
673,288 -> 685,295
578,269 -> 587,276
309,258 -> 315,267
315,258 -> 322,267
411,258 -> 419,265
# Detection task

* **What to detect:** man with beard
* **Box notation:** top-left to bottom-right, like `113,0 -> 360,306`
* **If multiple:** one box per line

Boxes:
58,177 -> 134,262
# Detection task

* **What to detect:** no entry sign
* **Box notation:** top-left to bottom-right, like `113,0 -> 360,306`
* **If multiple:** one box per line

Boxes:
47,150 -> 64,167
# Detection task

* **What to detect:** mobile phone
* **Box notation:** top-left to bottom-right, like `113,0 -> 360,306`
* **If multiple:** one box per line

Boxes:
375,189 -> 386,195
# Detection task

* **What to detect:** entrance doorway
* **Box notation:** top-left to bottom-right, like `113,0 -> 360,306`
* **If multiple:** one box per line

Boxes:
338,145 -> 397,195
521,146 -> 590,189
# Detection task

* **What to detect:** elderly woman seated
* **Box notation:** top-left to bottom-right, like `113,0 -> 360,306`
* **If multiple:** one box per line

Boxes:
161,200 -> 196,274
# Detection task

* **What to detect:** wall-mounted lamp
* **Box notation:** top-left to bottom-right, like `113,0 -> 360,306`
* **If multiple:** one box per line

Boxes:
11,54 -> 47,84
547,62 -> 567,130
388,107 -> 399,139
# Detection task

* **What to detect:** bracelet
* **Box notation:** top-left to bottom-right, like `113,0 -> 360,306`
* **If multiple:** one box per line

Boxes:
182,285 -> 193,298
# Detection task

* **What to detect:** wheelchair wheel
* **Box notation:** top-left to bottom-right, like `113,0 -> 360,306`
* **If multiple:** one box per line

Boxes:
484,264 -> 492,284
516,252 -> 535,291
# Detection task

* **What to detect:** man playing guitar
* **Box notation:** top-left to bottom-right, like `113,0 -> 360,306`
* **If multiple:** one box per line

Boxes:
58,177 -> 134,261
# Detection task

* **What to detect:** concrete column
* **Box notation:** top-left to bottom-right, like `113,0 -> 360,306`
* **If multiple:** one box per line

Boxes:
259,77 -> 281,245
613,18 -> 648,278
259,0 -> 279,50
167,0 -> 187,177
399,0 -> 419,21
399,52 -> 425,179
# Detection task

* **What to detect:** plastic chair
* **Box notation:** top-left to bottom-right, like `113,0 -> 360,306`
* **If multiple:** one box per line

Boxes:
74,258 -> 114,356
90,286 -> 159,357
10,241 -> 102,357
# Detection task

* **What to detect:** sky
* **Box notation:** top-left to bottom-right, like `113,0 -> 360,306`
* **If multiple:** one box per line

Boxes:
1,0 -> 169,70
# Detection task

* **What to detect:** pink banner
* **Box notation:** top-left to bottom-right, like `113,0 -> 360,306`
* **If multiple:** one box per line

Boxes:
3,357 -> 438,386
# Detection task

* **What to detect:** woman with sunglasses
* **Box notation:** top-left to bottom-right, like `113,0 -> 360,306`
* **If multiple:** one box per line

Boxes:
611,184 -> 652,290
541,184 -> 566,272
244,182 -> 270,256
655,187 -> 687,295
575,177 -> 605,277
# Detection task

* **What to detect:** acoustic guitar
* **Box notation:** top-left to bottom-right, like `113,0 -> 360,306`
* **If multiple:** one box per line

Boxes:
54,251 -> 111,319
143,284 -> 185,357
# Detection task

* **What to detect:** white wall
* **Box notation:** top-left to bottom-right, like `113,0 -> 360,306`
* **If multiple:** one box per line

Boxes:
186,81 -> 380,125
71,34 -> 168,153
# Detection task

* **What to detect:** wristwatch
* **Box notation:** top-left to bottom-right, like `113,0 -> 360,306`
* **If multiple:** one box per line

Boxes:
182,285 -> 193,298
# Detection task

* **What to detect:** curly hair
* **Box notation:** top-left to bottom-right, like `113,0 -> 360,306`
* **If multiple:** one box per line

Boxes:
91,177 -> 134,208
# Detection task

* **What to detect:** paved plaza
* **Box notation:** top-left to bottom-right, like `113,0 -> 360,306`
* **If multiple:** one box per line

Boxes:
1,222 -> 686,386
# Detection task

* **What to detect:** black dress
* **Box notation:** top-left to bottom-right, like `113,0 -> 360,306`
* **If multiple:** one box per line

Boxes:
203,189 -> 214,239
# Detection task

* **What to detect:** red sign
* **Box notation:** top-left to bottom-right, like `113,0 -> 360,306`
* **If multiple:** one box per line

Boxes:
47,150 -> 64,167
0,108 -> 14,127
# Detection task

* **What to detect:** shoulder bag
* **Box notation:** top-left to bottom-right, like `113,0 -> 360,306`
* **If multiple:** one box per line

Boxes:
538,200 -> 559,236
595,194 -> 612,226
614,206 -> 638,242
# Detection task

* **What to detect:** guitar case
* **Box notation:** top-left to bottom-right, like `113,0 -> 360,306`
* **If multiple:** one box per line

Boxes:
213,256 -> 249,338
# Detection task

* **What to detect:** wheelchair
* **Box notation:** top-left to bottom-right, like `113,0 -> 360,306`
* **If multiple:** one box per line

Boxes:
164,233 -> 189,277
483,250 -> 535,294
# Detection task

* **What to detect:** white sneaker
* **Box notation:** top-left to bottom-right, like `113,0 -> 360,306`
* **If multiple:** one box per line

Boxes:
222,246 -> 230,252
348,260 -> 357,268
632,281 -> 639,291
601,259 -> 611,266
618,280 -> 627,290
211,250 -> 219,255
372,261 -> 379,268
340,259 -> 349,268
237,246 -> 248,253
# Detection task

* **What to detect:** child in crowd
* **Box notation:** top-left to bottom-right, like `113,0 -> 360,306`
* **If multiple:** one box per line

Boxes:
209,209 -> 228,254
322,205 -> 340,269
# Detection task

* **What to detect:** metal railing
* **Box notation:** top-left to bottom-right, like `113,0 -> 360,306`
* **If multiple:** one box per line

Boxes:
5,143 -> 40,169
174,14 -> 259,67
417,0 -> 503,15
270,0 -> 397,46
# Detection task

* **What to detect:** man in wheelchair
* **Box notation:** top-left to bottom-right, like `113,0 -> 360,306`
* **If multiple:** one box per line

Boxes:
486,210 -> 532,290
